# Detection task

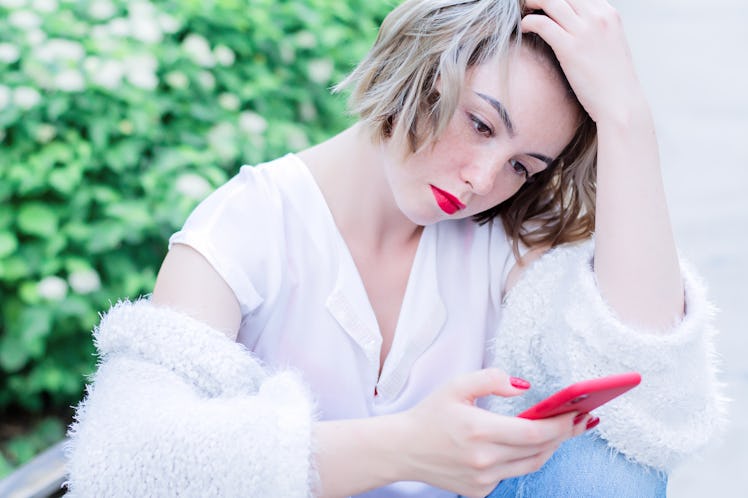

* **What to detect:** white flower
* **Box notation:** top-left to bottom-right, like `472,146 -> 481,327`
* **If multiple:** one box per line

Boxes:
286,128 -> 310,151
182,33 -> 215,67
176,173 -> 211,201
26,29 -> 45,46
307,58 -> 333,84
34,123 -> 56,143
238,111 -> 267,135
197,71 -> 215,90
0,43 -> 20,64
157,13 -> 180,34
126,68 -> 158,90
295,31 -> 316,49
107,18 -> 130,37
207,122 -> 238,160
89,0 -> 116,20
36,38 -> 85,63
82,55 -> 99,74
25,61 -> 52,89
0,85 -> 11,111
130,16 -> 162,44
0,0 -> 27,9
38,276 -> 68,301
124,52 -> 157,71
8,10 -> 42,29
218,92 -> 240,112
31,0 -> 57,13
165,71 -> 188,89
123,53 -> 158,90
54,69 -> 85,92
68,269 -> 101,294
214,45 -> 235,66
91,59 -> 124,89
128,1 -> 154,19
12,86 -> 41,109
279,43 -> 294,64
299,101 -> 317,122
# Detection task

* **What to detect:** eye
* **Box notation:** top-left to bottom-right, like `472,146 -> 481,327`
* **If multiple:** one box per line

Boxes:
510,160 -> 529,181
469,114 -> 493,137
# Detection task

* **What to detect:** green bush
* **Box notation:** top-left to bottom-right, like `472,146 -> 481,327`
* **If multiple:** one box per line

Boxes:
0,0 -> 391,473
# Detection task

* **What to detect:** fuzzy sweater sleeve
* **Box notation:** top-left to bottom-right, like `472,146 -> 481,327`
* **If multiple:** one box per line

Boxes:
65,300 -> 317,497
485,240 -> 727,471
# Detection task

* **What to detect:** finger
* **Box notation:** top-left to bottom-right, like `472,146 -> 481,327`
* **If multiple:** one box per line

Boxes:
496,446 -> 557,479
446,368 -> 531,404
470,410 -> 577,447
520,12 -> 571,52
523,0 -> 582,31
562,0 -> 614,18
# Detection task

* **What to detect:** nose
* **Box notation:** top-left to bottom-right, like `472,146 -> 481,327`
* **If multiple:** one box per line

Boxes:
460,155 -> 503,196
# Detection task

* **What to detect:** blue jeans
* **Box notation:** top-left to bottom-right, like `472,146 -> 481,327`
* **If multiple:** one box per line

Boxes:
485,433 -> 667,498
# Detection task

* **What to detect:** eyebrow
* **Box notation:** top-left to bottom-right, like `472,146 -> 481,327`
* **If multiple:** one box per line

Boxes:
475,91 -> 555,167
528,153 -> 554,166
476,92 -> 515,137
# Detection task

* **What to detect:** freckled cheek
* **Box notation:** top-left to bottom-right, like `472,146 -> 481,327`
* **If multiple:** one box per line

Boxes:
485,176 -> 523,207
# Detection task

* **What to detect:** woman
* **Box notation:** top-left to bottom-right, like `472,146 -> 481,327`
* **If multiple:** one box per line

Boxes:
65,1 -> 725,497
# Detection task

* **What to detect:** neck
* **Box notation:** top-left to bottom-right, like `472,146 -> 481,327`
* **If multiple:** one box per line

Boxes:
299,123 -> 422,251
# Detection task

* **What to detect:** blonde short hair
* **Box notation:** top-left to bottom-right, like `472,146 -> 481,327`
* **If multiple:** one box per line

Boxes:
335,0 -> 522,152
336,0 -> 597,252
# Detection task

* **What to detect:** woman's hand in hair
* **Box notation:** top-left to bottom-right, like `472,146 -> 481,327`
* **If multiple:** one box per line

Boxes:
522,1 -> 684,330
520,0 -> 645,125
397,368 -> 589,497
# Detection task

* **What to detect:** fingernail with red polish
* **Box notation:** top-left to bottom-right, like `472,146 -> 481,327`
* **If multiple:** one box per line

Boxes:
573,413 -> 587,425
586,416 -> 600,430
510,377 -> 531,389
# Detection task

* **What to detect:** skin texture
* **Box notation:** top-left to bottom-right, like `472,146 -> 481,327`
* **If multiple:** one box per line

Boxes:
153,1 -> 684,496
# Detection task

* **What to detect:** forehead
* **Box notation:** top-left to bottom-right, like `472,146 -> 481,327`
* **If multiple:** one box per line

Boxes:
464,45 -> 581,153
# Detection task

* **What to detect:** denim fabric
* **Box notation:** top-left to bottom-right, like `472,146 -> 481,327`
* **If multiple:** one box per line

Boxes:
485,433 -> 667,498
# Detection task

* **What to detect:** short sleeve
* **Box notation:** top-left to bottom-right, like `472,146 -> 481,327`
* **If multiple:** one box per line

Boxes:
169,165 -> 285,316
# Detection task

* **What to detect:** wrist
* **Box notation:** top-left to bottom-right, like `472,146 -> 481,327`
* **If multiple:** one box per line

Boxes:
313,414 -> 412,497
594,91 -> 653,133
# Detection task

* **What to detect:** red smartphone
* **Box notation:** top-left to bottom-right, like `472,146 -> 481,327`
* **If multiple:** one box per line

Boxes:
517,372 -> 641,420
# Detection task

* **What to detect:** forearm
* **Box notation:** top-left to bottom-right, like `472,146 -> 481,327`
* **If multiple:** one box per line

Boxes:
314,415 -> 410,497
593,95 -> 684,330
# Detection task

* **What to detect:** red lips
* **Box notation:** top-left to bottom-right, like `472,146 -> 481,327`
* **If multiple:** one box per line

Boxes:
430,185 -> 465,215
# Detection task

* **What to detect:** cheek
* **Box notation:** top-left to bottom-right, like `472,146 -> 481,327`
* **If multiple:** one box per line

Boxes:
473,176 -> 523,213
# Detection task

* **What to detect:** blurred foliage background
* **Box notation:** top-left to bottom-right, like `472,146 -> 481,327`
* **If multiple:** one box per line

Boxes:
0,0 -> 391,476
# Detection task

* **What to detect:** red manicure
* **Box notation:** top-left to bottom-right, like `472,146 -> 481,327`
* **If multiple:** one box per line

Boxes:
586,416 -> 600,430
510,377 -> 531,390
573,413 -> 587,425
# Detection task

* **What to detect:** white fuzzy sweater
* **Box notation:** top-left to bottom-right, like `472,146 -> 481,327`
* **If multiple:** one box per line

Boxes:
65,241 -> 726,496
485,241 -> 727,470
65,302 -> 318,497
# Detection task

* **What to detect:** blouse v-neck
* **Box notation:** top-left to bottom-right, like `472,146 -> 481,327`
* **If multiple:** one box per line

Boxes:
287,153 -> 447,399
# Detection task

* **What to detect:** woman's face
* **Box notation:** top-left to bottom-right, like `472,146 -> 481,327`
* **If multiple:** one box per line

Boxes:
384,45 -> 580,226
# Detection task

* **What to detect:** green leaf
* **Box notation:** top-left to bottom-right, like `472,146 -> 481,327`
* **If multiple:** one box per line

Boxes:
0,206 -> 12,229
0,255 -> 31,281
49,163 -> 83,195
16,306 -> 54,357
17,203 -> 59,238
0,335 -> 30,372
0,231 -> 18,258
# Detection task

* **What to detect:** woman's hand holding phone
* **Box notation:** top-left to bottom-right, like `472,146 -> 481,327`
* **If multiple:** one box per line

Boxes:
395,368 -> 592,497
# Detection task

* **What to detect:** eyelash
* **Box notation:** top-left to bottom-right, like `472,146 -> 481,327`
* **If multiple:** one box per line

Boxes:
470,114 -> 531,182
469,114 -> 493,137
510,160 -> 530,181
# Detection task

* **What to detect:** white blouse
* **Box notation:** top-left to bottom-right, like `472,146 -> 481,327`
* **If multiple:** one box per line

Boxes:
170,153 -> 516,497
